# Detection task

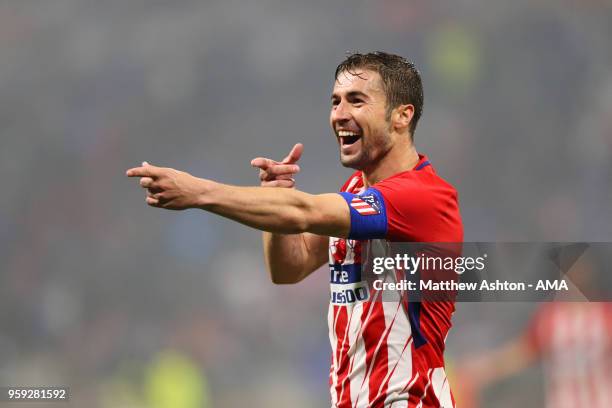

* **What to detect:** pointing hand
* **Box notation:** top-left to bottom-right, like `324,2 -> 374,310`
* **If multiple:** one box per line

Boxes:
250,143 -> 303,188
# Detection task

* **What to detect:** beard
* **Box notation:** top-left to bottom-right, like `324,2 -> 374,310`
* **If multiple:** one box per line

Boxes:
339,130 -> 393,171
340,147 -> 372,169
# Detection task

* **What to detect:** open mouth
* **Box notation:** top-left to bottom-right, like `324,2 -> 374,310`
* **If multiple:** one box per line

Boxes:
338,130 -> 362,146
342,135 -> 360,145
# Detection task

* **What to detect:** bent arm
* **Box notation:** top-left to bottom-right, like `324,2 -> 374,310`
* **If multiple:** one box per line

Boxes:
250,144 -> 329,283
263,232 -> 328,284
203,182 -> 337,283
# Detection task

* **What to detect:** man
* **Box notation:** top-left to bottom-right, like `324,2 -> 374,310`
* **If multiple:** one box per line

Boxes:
127,52 -> 463,407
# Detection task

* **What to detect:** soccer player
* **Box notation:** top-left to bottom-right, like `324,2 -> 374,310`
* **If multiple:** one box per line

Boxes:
458,256 -> 612,408
127,52 -> 463,407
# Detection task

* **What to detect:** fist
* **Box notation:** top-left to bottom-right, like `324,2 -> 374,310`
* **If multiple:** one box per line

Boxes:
251,143 -> 303,188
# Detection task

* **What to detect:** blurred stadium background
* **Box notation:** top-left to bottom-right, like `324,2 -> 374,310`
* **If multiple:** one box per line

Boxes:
1,0 -> 611,407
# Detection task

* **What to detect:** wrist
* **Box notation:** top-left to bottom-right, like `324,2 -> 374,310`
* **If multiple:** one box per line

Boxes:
195,178 -> 219,209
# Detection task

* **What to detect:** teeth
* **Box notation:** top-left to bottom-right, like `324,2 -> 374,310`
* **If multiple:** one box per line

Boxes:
338,130 -> 359,137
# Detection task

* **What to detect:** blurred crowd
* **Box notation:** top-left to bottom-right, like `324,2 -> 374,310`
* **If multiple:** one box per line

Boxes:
1,0 -> 611,406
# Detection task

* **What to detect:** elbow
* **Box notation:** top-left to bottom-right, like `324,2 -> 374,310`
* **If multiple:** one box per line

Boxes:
266,258 -> 308,285
269,269 -> 304,285
270,276 -> 300,285
263,248 -> 305,285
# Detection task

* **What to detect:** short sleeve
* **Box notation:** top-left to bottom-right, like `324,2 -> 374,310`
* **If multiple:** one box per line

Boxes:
373,175 -> 462,242
338,172 -> 462,242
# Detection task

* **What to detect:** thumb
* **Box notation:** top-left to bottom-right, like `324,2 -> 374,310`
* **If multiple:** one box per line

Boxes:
282,143 -> 303,164
142,161 -> 150,166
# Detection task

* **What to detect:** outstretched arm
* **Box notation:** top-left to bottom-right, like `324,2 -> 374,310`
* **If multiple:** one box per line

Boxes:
125,161 -> 350,237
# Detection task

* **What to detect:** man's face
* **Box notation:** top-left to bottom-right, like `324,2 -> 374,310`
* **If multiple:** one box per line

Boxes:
330,69 -> 393,170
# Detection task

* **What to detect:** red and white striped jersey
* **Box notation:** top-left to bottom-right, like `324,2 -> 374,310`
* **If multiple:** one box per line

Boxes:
329,155 -> 463,408
526,302 -> 612,408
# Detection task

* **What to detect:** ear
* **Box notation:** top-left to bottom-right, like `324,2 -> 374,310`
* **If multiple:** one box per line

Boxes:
392,104 -> 415,133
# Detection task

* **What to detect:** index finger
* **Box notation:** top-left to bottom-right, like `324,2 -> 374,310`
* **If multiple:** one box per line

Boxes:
126,166 -> 160,178
282,143 -> 303,164
250,157 -> 279,170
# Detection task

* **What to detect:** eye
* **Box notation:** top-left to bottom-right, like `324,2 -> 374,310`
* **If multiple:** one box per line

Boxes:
347,96 -> 364,106
331,99 -> 340,106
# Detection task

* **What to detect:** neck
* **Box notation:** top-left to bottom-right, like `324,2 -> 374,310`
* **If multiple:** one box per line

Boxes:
362,136 -> 419,187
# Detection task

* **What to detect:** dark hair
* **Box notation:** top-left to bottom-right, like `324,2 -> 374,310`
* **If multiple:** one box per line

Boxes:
335,51 -> 424,135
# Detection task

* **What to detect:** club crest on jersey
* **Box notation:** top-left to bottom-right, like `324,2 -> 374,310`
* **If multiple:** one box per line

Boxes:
350,194 -> 381,216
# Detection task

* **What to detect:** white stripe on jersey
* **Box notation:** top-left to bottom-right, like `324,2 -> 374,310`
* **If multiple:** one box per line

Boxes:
329,305 -> 343,407
431,367 -> 454,408
345,176 -> 361,194
383,324 -> 414,405
346,304 -> 367,407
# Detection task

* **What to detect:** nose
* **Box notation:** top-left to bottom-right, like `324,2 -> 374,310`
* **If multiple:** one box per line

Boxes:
331,100 -> 351,125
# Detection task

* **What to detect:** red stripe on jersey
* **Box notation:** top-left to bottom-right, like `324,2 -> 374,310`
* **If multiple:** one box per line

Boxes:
406,368 -> 434,408
417,369 -> 434,408
334,305 -> 353,408
402,373 -> 420,407
377,335 -> 413,402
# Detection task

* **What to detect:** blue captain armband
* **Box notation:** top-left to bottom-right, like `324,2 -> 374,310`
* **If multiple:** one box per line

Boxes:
338,188 -> 388,240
